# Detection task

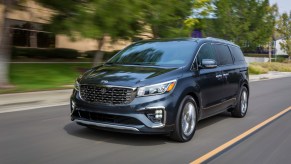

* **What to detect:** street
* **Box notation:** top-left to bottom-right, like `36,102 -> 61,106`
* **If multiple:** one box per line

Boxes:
1,77 -> 291,164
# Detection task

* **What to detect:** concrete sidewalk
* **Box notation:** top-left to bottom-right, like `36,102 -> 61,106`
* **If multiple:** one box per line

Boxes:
0,90 -> 72,113
249,71 -> 291,82
1,71 -> 291,114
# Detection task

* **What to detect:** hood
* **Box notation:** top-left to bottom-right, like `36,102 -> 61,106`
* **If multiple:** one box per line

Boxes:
80,64 -> 183,87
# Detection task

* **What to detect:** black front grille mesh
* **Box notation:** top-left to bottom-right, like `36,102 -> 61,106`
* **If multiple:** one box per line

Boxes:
73,110 -> 143,126
80,85 -> 134,104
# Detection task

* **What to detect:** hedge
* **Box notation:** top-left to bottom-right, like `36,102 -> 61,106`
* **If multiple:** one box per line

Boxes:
12,47 -> 80,59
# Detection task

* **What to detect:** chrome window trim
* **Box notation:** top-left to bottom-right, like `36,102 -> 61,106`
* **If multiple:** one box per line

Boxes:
190,42 -> 207,71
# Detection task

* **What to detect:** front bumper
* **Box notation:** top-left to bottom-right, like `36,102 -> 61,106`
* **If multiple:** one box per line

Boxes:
70,90 -> 178,134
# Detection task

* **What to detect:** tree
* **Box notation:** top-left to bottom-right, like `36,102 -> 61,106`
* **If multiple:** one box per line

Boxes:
204,0 -> 277,52
184,0 -> 214,34
38,0 -> 144,65
277,12 -> 291,59
140,0 -> 194,38
38,0 -> 197,64
0,0 -> 16,88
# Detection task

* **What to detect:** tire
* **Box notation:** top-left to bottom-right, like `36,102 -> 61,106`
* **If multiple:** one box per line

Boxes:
170,95 -> 198,142
231,86 -> 249,118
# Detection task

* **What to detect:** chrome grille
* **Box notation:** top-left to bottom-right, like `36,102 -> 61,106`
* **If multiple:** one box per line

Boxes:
80,85 -> 134,104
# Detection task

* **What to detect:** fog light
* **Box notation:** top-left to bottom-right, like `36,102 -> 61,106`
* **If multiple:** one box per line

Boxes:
143,107 -> 165,124
155,110 -> 163,119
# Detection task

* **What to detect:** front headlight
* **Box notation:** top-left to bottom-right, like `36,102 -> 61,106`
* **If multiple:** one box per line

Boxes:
137,80 -> 176,97
74,80 -> 80,91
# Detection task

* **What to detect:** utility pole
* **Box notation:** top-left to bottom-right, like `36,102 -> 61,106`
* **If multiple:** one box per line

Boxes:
268,40 -> 272,63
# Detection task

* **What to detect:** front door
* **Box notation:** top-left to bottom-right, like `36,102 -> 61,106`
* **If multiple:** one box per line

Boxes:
195,43 -> 226,118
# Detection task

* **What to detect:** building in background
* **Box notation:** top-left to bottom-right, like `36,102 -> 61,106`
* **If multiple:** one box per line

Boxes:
1,0 -> 152,52
274,38 -> 288,56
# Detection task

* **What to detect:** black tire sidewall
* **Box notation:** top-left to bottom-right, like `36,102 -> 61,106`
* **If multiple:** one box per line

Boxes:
176,95 -> 198,141
233,86 -> 249,117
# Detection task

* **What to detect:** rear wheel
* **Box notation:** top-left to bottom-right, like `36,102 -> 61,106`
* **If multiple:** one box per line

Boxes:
170,95 -> 197,142
231,86 -> 248,118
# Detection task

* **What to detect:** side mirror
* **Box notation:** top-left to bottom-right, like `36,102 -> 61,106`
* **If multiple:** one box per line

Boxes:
201,59 -> 217,69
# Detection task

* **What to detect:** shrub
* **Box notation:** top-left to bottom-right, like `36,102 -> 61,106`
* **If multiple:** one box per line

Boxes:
244,53 -> 269,58
46,48 -> 79,59
249,62 -> 291,74
249,64 -> 268,74
12,47 -> 80,59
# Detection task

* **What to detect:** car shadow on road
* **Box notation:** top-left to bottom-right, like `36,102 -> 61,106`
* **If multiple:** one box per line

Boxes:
64,112 -> 231,146
197,112 -> 232,130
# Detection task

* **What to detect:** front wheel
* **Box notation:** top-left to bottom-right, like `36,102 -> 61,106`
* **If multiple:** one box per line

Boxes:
170,96 -> 198,142
231,86 -> 249,118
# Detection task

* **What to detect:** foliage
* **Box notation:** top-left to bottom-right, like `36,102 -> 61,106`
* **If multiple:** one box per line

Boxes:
184,0 -> 214,30
37,0 -> 199,65
277,12 -> 291,57
249,62 -> 291,74
139,0 -> 194,38
37,0 -> 199,39
203,0 -> 277,52
248,64 -> 268,74
38,0 -> 143,41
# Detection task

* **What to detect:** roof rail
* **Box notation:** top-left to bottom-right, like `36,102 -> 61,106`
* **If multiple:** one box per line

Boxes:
206,37 -> 234,44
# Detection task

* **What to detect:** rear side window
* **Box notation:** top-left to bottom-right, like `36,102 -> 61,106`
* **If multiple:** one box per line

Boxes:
214,44 -> 233,66
229,46 -> 245,62
197,43 -> 216,65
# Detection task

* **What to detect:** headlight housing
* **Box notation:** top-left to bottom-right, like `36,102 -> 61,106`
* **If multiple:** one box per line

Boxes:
74,80 -> 80,91
137,80 -> 176,97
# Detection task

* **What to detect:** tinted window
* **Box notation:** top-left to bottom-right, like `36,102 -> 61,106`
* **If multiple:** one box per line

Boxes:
107,41 -> 197,67
229,46 -> 245,62
197,43 -> 216,65
214,44 -> 233,65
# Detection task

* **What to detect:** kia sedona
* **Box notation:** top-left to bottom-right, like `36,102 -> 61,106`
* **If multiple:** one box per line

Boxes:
70,37 -> 249,142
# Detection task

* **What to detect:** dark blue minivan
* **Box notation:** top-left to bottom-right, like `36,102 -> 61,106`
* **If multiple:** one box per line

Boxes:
70,37 -> 249,142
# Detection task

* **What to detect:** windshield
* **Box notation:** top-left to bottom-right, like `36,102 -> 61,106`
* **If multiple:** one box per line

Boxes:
107,41 -> 197,67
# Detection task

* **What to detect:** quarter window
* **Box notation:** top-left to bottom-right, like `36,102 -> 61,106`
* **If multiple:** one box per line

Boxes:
229,46 -> 245,62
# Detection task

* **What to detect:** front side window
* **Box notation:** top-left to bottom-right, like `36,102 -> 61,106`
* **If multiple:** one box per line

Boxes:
196,43 -> 216,66
107,41 -> 197,67
213,44 -> 233,65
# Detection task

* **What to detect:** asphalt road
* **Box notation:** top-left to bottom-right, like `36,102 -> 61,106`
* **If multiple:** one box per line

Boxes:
1,77 -> 291,164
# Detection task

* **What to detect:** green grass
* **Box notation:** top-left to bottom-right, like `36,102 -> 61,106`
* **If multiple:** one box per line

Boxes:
249,62 -> 291,74
0,63 -> 91,94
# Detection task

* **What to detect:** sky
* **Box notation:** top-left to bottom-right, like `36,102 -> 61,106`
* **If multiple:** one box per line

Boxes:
270,0 -> 291,14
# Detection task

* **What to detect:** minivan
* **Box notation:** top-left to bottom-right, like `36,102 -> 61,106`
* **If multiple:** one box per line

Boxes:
70,37 -> 249,142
